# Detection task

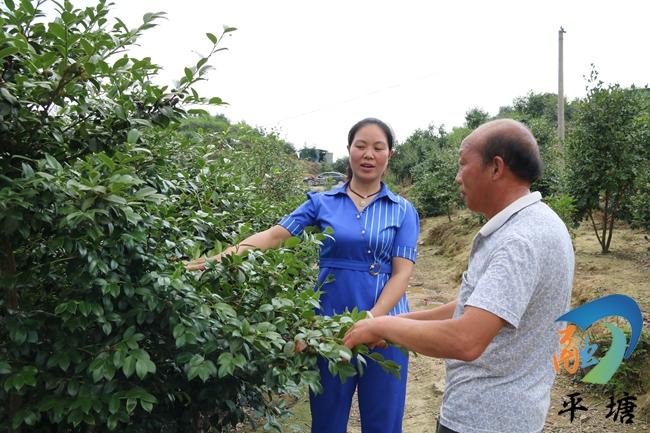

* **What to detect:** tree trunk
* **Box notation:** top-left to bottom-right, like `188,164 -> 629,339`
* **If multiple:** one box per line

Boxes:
588,211 -> 603,249
604,187 -> 627,253
601,191 -> 609,253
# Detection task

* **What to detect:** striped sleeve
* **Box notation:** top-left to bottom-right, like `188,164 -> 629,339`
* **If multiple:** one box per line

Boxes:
278,192 -> 318,236
391,200 -> 420,262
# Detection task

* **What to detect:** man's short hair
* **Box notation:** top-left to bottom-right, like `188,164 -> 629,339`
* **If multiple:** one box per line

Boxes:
479,120 -> 543,183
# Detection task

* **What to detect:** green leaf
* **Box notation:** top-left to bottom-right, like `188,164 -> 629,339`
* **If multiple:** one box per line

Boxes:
223,26 -> 237,33
184,67 -> 193,81
338,346 -> 352,362
140,400 -> 153,412
0,361 -> 11,375
284,236 -> 300,248
58,352 -> 70,371
208,96 -> 224,105
113,56 -> 129,69
0,87 -> 18,104
188,108 -> 209,116
105,195 -> 127,205
44,153 -> 63,171
206,32 -> 218,44
48,22 -> 66,40
217,352 -> 235,378
172,323 -> 185,339
107,415 -> 118,430
108,396 -> 119,414
80,39 -> 94,55
123,355 -> 136,378
102,322 -> 112,335
127,129 -> 141,144
0,47 -> 19,61
135,358 -> 154,379
11,328 -> 26,344
67,380 -> 79,397
125,398 -> 137,414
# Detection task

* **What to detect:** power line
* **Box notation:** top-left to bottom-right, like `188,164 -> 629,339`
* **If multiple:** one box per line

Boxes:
269,70 -> 441,125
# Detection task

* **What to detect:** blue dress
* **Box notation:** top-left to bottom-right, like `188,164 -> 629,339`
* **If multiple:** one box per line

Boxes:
279,181 -> 420,433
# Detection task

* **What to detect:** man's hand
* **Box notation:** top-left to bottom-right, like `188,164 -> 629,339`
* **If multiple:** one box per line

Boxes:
343,317 -> 388,349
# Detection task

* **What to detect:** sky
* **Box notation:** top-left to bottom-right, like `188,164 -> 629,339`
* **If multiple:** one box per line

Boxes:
63,1 -> 650,160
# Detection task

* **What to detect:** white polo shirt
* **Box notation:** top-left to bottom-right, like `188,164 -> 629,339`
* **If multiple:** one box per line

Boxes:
440,192 -> 574,433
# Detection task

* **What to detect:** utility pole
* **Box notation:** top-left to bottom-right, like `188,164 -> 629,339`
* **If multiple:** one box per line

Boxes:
558,26 -> 566,143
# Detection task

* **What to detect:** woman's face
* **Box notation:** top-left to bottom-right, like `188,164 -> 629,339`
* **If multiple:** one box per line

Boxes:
348,124 -> 393,183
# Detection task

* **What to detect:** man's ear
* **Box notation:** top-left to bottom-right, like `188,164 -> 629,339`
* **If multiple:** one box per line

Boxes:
491,156 -> 506,180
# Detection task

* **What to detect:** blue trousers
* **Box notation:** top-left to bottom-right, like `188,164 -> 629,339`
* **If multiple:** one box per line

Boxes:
309,345 -> 408,433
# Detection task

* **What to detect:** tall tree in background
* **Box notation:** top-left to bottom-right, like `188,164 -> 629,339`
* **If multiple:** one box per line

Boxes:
627,91 -> 650,232
388,125 -> 438,184
331,156 -> 349,174
409,126 -> 468,219
298,145 -> 320,162
464,107 -> 489,129
566,69 -> 646,253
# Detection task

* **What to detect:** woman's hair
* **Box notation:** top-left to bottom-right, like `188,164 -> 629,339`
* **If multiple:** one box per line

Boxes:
346,118 -> 395,179
347,117 -> 395,150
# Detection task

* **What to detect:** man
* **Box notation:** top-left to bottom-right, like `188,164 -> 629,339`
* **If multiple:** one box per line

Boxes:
344,119 -> 574,433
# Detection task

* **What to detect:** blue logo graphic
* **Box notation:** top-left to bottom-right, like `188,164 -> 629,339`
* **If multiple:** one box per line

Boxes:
555,294 -> 643,384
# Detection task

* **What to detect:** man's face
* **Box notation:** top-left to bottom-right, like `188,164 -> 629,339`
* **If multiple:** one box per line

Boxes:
455,136 -> 493,214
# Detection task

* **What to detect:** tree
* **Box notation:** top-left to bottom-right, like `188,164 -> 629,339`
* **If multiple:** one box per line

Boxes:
511,91 -> 575,125
627,93 -> 650,232
526,117 -> 564,197
177,114 -> 231,135
566,69 -> 646,253
464,107 -> 490,129
331,156 -> 349,174
388,125 -> 438,184
298,145 -> 320,162
408,126 -> 468,219
410,145 -> 462,219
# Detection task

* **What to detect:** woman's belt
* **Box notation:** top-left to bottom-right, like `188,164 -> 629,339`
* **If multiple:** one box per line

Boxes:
319,258 -> 392,275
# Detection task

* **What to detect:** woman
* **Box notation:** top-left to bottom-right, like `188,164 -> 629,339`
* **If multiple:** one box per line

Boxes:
186,118 -> 419,433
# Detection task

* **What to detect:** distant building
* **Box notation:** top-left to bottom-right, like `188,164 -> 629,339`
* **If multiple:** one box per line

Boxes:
299,146 -> 333,164
320,150 -> 333,164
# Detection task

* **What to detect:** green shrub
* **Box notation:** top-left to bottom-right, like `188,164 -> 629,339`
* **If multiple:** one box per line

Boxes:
0,3 -> 393,431
545,193 -> 578,231
410,146 -> 462,219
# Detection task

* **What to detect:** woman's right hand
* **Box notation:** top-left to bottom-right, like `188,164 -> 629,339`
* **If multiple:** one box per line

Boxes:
184,255 -> 219,271
183,226 -> 290,271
